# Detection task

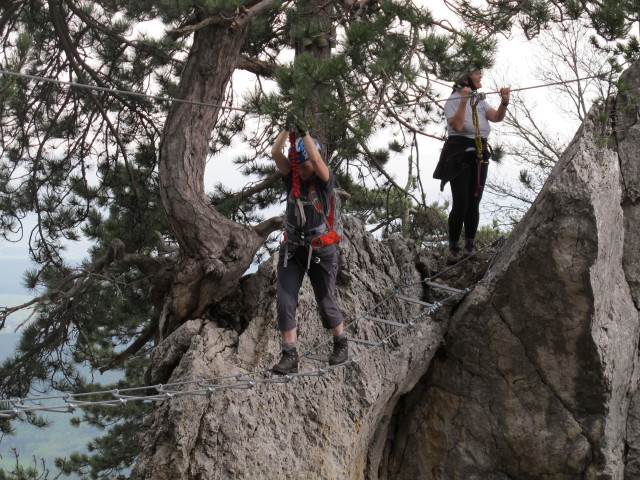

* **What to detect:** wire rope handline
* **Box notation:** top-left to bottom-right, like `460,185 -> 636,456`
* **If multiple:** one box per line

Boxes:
0,68 -> 615,116
0,236 -> 506,420
0,69 -> 250,113
427,73 -> 611,97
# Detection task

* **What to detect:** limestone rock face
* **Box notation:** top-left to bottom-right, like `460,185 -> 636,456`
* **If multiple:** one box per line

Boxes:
130,215 -> 447,480
131,60 -> 640,479
379,63 -> 640,479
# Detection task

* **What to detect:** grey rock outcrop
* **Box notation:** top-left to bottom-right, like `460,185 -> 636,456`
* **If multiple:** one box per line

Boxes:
131,59 -> 640,479
378,64 -> 640,479
131,215 -> 448,480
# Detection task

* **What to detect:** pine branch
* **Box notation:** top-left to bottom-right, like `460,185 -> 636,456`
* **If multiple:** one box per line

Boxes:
230,172 -> 281,204
154,231 -> 179,254
231,0 -> 280,29
49,0 -> 142,202
64,0 -> 183,65
1,239 -> 173,331
170,0 -> 280,37
346,124 -> 418,204
0,0 -> 24,34
169,15 -> 228,36
380,99 -> 446,141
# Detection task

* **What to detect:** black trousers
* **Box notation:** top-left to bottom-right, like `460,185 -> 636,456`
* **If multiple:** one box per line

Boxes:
448,154 -> 489,244
276,242 -> 344,332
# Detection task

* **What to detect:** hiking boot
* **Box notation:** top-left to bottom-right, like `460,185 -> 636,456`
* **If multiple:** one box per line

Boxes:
446,241 -> 462,265
272,347 -> 299,375
329,336 -> 349,366
446,251 -> 462,265
463,238 -> 476,258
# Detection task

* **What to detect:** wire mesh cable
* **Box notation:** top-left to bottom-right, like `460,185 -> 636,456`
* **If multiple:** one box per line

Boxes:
0,237 -> 506,419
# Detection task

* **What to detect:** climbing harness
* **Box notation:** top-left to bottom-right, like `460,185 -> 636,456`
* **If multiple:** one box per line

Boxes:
470,94 -> 486,197
470,96 -> 483,163
449,83 -> 490,197
282,132 -> 342,269
283,221 -> 328,269
0,237 -> 506,420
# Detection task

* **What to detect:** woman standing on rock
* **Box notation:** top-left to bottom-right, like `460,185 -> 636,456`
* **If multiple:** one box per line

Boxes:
269,128 -> 348,375
433,70 -> 510,264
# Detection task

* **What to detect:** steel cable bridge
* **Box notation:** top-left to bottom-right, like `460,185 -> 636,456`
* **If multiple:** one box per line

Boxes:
0,237 -> 505,420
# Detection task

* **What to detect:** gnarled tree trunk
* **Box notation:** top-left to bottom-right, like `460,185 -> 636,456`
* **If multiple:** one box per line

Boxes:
158,19 -> 280,331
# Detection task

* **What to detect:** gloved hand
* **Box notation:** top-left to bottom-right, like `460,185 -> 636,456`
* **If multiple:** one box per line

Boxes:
288,114 -> 310,138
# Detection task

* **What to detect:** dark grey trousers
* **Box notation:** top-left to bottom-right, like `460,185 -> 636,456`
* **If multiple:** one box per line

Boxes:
276,242 -> 344,332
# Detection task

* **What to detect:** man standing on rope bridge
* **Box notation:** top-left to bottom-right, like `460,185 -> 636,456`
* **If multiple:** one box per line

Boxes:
433,70 -> 510,265
270,128 -> 348,375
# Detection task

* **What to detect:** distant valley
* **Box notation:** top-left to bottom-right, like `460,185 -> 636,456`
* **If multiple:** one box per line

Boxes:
0,261 -> 93,479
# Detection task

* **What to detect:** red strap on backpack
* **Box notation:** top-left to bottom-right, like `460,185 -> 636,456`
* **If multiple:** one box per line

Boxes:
308,183 -> 340,247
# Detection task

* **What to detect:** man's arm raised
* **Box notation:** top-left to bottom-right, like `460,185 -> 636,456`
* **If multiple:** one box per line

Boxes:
302,135 -> 329,183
